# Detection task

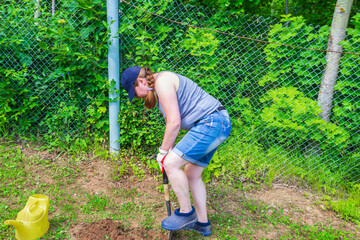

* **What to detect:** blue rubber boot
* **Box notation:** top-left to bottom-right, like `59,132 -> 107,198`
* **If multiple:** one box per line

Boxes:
184,221 -> 212,237
161,206 -> 197,231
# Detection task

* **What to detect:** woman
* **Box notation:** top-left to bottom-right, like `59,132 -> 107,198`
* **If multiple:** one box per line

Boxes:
120,66 -> 231,237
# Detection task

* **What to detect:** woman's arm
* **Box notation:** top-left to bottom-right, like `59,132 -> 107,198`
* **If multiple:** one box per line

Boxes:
155,73 -> 181,151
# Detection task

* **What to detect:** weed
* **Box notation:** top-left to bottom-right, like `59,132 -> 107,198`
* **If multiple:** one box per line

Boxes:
112,187 -> 137,201
83,194 -> 110,214
140,207 -> 155,230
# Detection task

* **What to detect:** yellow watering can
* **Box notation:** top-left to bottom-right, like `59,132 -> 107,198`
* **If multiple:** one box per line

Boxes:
5,194 -> 49,240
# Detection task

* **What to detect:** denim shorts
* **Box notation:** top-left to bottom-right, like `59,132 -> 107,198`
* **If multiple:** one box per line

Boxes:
172,110 -> 231,167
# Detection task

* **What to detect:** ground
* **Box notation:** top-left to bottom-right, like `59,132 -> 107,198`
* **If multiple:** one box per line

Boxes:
67,156 -> 359,239
2,143 -> 359,239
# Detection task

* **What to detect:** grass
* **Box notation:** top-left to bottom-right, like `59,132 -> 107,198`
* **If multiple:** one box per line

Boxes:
0,140 -> 359,239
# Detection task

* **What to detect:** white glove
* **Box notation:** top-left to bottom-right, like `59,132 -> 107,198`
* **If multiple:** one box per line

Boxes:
156,147 -> 168,172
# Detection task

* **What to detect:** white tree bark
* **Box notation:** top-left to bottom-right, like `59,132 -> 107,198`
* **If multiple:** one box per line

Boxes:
52,0 -> 55,16
318,0 -> 353,122
34,0 -> 41,25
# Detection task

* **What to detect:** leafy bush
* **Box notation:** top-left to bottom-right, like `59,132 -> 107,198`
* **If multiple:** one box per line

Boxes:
260,86 -> 349,151
0,0 -> 162,151
260,14 -> 360,180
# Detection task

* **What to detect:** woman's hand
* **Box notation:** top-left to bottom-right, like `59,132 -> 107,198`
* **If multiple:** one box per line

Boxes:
157,148 -> 168,172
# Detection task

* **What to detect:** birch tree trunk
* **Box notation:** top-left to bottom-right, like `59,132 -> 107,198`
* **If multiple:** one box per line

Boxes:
34,0 -> 41,25
52,0 -> 55,16
318,0 -> 353,122
285,0 -> 289,27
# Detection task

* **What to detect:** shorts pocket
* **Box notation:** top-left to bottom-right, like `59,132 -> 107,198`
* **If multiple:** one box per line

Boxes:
217,118 -> 231,143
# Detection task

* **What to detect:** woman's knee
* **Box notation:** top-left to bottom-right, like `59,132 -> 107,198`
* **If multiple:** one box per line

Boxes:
163,151 -> 186,172
163,159 -> 174,173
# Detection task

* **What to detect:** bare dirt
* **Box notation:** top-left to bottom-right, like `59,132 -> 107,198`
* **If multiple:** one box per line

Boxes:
70,218 -> 168,240
251,184 -> 360,239
66,156 -> 178,240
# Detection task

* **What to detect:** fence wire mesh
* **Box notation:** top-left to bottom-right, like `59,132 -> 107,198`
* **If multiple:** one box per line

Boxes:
1,0 -> 107,139
1,0 -> 359,186
119,0 -> 360,185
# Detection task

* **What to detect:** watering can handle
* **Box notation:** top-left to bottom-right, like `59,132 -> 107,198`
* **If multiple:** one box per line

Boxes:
29,200 -> 39,212
28,201 -> 44,219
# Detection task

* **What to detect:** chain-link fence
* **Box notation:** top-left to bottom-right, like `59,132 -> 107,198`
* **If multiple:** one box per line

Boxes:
1,0 -> 359,186
119,0 -> 360,185
1,0 -> 108,140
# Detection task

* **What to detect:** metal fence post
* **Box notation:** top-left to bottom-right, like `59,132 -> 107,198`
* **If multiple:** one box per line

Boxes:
107,0 -> 120,153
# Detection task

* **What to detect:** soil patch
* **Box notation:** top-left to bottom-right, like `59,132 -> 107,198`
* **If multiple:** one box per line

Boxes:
251,184 -> 360,238
70,218 -> 168,240
76,158 -> 116,195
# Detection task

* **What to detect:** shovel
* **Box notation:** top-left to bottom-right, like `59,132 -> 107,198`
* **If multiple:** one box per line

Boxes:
162,169 -> 174,240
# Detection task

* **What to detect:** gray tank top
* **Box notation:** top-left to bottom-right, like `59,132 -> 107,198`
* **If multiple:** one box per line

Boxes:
157,71 -> 221,130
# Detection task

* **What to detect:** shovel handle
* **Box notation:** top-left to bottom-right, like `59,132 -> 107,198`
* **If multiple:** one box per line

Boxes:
162,170 -> 172,216
163,169 -> 174,239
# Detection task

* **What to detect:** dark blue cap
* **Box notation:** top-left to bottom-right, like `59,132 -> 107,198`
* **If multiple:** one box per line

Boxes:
120,66 -> 141,102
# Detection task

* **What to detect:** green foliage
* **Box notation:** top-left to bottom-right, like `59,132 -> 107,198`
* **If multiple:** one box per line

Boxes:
0,146 -> 26,197
1,0 -> 360,192
83,194 -> 110,214
0,0 -> 110,145
317,183 -> 360,224
36,0 -> 110,139
261,14 -> 359,181
118,100 -> 163,151
331,198 -> 360,223
185,0 -> 272,15
182,27 -> 220,58
260,86 -> 349,151
0,0 -> 165,151
333,13 -> 360,162
187,0 -> 359,26
269,0 -> 337,25
0,1 -> 37,135
261,15 -> 329,92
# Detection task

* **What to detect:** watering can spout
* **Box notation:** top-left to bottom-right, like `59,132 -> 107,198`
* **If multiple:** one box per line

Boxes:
5,220 -> 22,229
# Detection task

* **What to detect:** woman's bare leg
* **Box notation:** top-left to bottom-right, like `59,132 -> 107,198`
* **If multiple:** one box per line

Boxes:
163,150 -> 192,213
184,163 -> 207,222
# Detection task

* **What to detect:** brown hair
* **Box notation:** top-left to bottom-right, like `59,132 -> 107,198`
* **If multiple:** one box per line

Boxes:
136,67 -> 157,109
